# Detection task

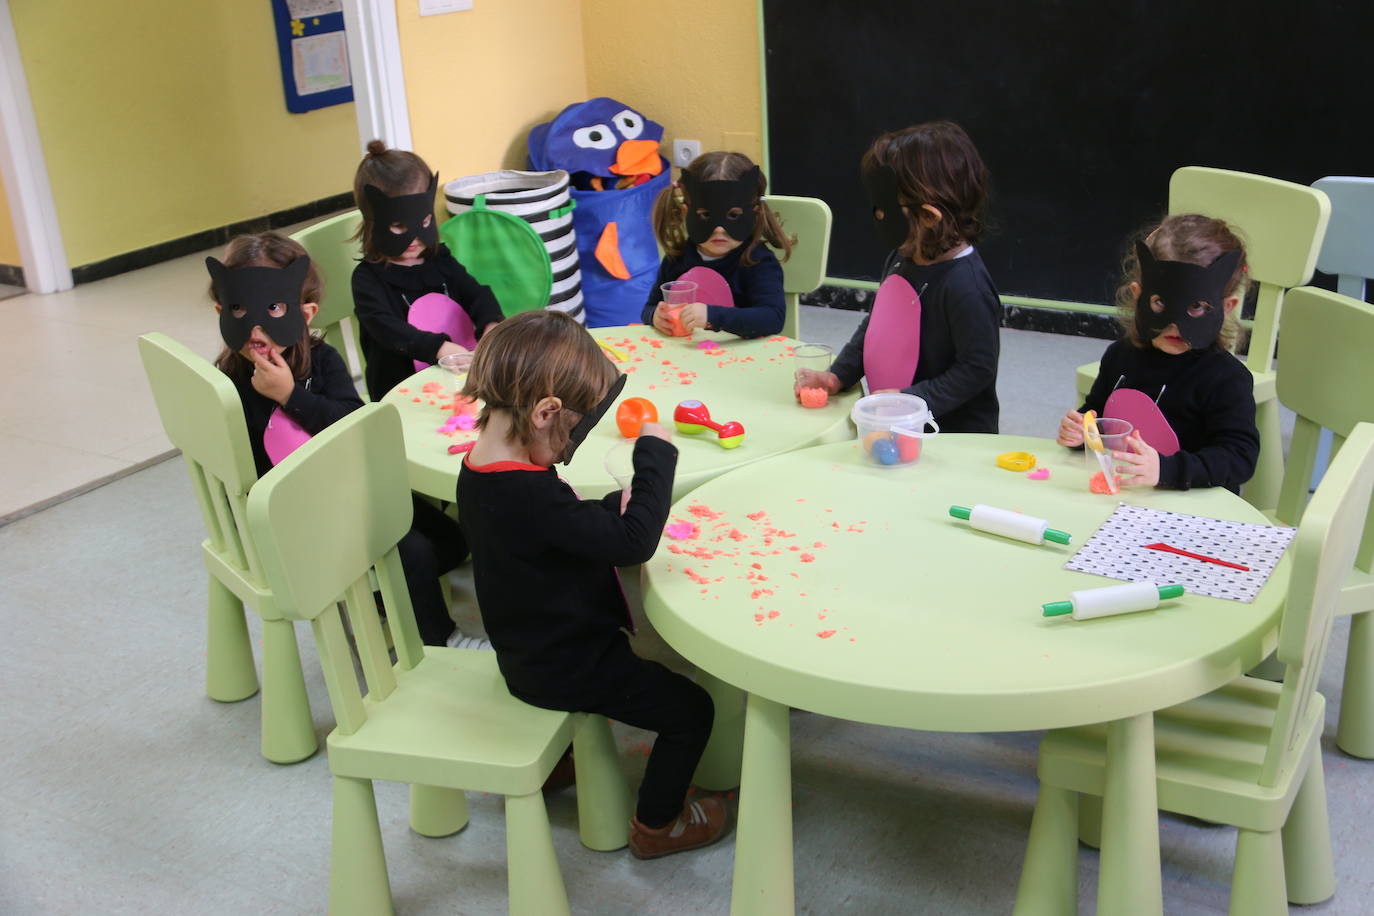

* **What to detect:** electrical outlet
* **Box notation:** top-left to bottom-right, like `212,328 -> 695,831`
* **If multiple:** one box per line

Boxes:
672,139 -> 701,167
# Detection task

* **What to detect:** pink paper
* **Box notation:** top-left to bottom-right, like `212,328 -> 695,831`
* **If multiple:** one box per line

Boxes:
863,274 -> 921,391
1104,388 -> 1180,456
408,292 -> 477,373
263,407 -> 311,466
678,266 -> 735,308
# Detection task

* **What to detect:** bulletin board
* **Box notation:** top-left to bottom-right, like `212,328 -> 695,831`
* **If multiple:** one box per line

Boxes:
271,0 -> 353,114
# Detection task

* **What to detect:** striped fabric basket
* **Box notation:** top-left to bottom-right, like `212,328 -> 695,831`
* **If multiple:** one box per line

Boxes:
444,170 -> 584,322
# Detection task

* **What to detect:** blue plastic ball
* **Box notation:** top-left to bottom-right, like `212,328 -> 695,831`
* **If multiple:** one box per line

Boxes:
872,438 -> 900,465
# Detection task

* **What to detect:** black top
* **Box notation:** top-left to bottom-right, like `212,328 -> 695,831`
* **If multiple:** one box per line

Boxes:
456,436 -> 677,707
225,340 -> 364,478
351,244 -> 504,399
830,249 -> 1001,433
640,243 -> 785,338
1080,340 -> 1259,493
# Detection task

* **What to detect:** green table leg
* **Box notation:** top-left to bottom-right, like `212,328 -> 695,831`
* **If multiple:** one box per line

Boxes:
1337,610 -> 1374,758
1244,398 -> 1283,513
694,670 -> 745,791
730,693 -> 793,916
1097,713 -> 1162,916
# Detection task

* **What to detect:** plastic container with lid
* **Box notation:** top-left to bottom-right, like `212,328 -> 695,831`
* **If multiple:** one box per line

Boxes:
851,393 -> 939,467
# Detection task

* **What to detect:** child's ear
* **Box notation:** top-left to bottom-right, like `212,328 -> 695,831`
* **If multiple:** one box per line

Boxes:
918,204 -> 944,224
1129,281 -> 1142,299
530,396 -> 562,430
301,302 -> 319,323
213,304 -> 222,315
1223,295 -> 1241,314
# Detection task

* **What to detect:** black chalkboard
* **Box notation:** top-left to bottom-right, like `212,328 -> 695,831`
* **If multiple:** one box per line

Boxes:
764,1 -> 1374,304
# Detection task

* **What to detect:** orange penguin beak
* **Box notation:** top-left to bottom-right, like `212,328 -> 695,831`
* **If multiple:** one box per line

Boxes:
609,139 -> 663,177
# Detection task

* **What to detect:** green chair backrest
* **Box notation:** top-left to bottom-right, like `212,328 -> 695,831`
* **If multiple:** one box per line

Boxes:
1312,176 -> 1374,301
290,210 -> 367,387
137,332 -> 264,581
764,195 -> 832,339
1168,167 -> 1330,374
1262,421 -> 1374,785
246,403 -> 422,734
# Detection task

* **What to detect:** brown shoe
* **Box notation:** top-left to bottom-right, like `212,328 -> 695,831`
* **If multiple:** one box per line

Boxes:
628,797 -> 729,859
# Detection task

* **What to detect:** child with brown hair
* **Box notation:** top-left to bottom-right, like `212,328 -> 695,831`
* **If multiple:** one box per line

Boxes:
211,231 -> 483,649
457,310 -> 727,859
794,120 -> 1002,432
1056,214 -> 1259,492
641,150 -> 793,338
350,140 -> 504,399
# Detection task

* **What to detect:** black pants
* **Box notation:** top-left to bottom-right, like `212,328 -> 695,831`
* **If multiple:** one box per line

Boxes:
580,650 -> 715,827
395,496 -> 468,645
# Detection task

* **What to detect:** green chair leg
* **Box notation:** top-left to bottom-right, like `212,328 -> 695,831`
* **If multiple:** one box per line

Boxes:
694,669 -> 745,791
409,784 -> 469,838
1014,784 -> 1079,915
260,617 -> 318,764
331,776 -> 394,916
1281,753 -> 1335,905
572,715 -> 630,851
1078,793 -> 1103,849
1337,610 -> 1374,758
731,693 -> 793,916
1229,828 -> 1287,916
1097,713 -> 1162,916
206,577 -> 258,703
1244,398 -> 1283,513
505,791 -> 571,916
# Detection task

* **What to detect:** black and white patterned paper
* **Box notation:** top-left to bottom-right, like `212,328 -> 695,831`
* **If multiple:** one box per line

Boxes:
1064,503 -> 1296,603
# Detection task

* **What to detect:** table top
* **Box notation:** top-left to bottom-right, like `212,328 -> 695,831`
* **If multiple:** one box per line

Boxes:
381,326 -> 859,502
641,434 -> 1289,733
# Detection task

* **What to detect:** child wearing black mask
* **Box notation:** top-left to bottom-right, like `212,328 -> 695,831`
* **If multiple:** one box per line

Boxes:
641,151 -> 793,338
1056,214 -> 1260,493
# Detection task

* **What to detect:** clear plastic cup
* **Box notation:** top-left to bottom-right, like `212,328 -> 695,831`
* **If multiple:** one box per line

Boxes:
793,343 -> 833,385
438,352 -> 473,375
660,280 -> 698,337
1098,417 -> 1134,455
605,439 -> 637,489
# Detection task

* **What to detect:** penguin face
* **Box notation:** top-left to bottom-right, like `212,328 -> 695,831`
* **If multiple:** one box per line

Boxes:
532,97 -> 665,179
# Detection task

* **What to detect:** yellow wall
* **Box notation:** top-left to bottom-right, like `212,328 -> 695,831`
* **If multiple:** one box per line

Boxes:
9,1 -> 358,267
0,173 -> 18,266
581,0 -> 764,166
394,0 -> 588,183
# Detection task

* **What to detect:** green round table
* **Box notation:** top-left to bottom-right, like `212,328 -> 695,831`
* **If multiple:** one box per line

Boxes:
641,435 -> 1290,916
380,327 -> 859,502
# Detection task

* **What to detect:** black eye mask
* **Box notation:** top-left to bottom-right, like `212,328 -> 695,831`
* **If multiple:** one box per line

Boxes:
207,255 -> 310,351
1134,241 -> 1242,350
861,163 -> 910,251
680,167 -> 760,245
364,172 -> 440,258
562,373 -> 627,465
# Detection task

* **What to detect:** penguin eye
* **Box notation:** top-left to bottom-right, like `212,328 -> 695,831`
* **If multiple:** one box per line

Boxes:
1187,301 -> 1213,318
1149,295 -> 1166,314
572,125 -> 617,149
612,109 -> 644,139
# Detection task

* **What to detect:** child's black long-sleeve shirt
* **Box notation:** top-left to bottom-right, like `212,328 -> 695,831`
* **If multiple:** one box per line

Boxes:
351,244 -> 504,399
639,243 -> 785,338
1081,340 -> 1259,493
226,340 -> 364,477
456,436 -> 677,707
829,249 -> 1001,433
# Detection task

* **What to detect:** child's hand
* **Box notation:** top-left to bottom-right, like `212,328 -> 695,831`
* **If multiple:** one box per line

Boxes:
619,487 -> 632,515
1056,410 -> 1085,447
678,302 -> 710,331
248,348 -> 296,405
651,303 -> 677,336
436,341 -> 470,362
639,421 -> 673,443
1114,431 -> 1160,487
793,369 -> 840,401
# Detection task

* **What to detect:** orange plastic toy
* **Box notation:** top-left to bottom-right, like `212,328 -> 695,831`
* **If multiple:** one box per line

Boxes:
615,397 -> 658,438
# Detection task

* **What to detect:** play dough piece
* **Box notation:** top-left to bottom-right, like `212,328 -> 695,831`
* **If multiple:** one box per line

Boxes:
1104,388 -> 1180,456
863,430 -> 890,453
863,274 -> 921,391
1089,471 -> 1122,494
1027,468 -> 1050,480
264,408 -> 311,466
678,266 -> 736,309
408,292 -> 477,373
872,439 -> 900,465
447,441 -> 475,455
895,432 -> 922,463
615,397 -> 658,438
799,387 -> 829,408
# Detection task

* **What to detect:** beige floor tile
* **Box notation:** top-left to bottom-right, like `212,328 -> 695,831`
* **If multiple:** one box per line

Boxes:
0,435 -> 130,517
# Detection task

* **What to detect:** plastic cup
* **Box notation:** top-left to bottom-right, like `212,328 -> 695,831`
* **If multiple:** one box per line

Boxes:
1098,417 -> 1134,454
660,280 -> 698,337
605,439 -> 637,489
438,352 -> 473,375
793,343 -> 833,384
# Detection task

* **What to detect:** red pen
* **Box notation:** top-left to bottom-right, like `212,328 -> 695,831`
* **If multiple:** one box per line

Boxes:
1142,542 -> 1250,571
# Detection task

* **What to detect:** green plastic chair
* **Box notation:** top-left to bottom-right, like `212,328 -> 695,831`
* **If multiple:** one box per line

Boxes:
1074,167 -> 1331,513
291,210 -> 368,397
136,332 -> 317,764
1015,419 -> 1374,916
244,402 -> 631,915
764,195 -> 832,339
1273,286 -> 1374,758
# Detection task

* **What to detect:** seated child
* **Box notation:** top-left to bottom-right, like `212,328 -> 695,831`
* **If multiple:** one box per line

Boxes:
457,310 -> 727,858
641,151 -> 792,338
1056,214 -> 1260,493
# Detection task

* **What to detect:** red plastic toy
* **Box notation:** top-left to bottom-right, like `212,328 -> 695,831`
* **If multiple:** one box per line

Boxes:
673,399 -> 745,449
615,397 -> 658,438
